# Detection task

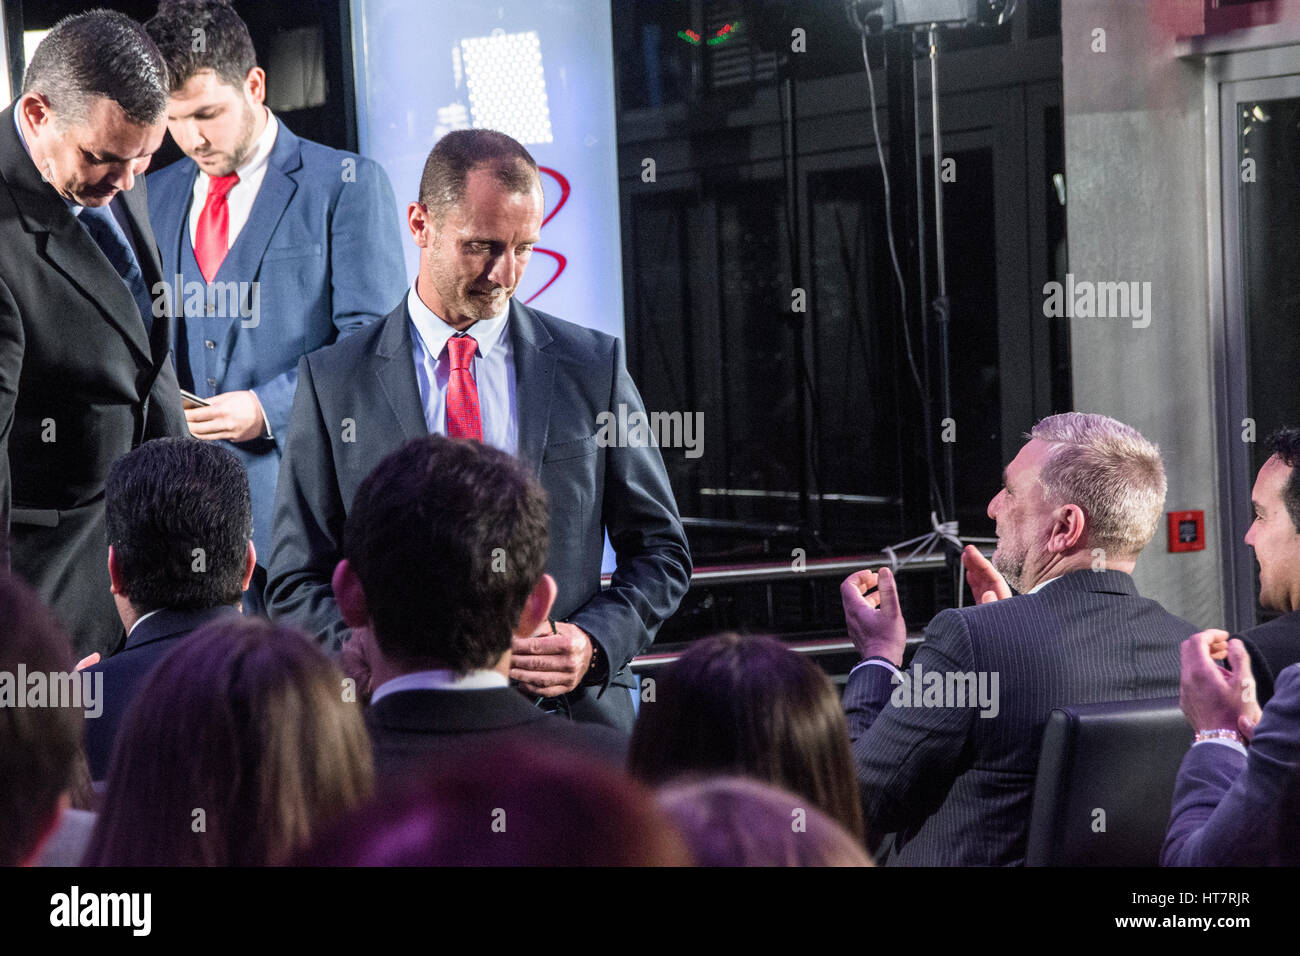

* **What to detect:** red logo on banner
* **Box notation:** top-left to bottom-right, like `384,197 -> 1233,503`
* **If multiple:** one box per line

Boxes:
525,166 -> 570,304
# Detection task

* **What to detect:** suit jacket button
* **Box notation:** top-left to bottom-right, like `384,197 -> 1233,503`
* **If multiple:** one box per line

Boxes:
205,340 -> 216,349
207,378 -> 217,388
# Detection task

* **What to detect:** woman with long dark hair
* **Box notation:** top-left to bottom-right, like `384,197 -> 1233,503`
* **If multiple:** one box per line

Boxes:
84,617 -> 373,866
628,632 -> 865,841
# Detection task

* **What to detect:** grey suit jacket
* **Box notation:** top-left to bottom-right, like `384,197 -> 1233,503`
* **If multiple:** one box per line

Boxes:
843,568 -> 1195,865
266,298 -> 691,731
1161,663 -> 1300,866
0,104 -> 187,656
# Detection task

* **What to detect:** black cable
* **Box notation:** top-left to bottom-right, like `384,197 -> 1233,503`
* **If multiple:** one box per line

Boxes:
858,27 -> 945,520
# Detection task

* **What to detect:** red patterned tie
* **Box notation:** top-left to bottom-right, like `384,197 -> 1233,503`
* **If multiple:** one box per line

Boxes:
194,172 -> 239,282
445,334 -> 483,441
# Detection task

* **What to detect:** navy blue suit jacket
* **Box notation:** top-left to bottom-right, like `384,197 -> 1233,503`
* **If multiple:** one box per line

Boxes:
843,569 -> 1195,865
1162,664 -> 1300,866
83,605 -> 238,781
366,686 -> 628,791
1239,610 -> 1300,707
146,120 -> 407,559
266,299 -> 692,732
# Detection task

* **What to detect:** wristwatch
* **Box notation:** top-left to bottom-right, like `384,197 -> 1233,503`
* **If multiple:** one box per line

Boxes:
583,635 -> 610,686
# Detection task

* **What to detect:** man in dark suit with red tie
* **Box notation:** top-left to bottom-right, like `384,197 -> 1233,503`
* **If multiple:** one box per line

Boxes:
0,12 -> 187,656
268,130 -> 691,732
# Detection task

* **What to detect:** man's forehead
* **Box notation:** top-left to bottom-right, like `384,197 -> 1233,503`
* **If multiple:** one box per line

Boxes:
1007,438 -> 1052,478
1256,455 -> 1294,498
73,97 -> 165,157
450,173 -> 543,231
168,69 -> 244,112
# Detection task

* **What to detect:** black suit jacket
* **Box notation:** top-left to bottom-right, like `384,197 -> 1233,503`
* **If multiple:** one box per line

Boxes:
366,685 -> 628,790
83,605 -> 237,781
0,105 -> 187,655
1238,609 -> 1300,707
843,569 -> 1196,865
267,299 -> 692,732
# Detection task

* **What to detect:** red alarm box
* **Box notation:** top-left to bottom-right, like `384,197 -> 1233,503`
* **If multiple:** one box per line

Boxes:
1167,510 -> 1205,553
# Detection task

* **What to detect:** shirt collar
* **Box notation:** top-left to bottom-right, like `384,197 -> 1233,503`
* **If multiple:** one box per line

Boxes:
127,608 -> 163,636
371,668 -> 509,704
1026,575 -> 1062,595
406,280 -> 511,362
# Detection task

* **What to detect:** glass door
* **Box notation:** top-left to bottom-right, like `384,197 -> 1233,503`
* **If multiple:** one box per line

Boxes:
1219,70 -> 1300,629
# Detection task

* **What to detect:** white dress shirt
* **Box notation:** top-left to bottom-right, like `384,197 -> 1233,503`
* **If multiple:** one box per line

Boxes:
186,108 -> 279,251
406,281 -> 518,454
370,668 -> 509,705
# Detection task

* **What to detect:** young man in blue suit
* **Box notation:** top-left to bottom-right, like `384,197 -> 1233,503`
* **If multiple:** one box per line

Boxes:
144,1 -> 407,603
840,412 -> 1196,865
267,129 -> 691,733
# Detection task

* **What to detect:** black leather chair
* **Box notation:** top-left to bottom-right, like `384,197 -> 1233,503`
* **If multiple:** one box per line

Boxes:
1025,697 -> 1189,866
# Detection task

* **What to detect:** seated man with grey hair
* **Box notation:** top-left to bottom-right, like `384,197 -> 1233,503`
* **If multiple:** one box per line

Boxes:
839,412 -> 1197,865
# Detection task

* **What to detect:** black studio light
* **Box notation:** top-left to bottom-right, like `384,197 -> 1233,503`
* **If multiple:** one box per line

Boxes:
844,0 -> 1016,33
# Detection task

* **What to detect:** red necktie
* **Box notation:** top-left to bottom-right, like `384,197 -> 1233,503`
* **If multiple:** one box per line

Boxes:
445,335 -> 483,441
195,172 -> 239,282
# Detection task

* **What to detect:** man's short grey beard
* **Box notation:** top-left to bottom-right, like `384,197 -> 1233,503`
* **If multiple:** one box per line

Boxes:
993,552 -> 1026,595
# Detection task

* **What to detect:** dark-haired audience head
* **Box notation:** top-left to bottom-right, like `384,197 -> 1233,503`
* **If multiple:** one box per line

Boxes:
299,744 -> 692,866
336,435 -> 553,680
84,617 -> 372,866
146,0 -> 266,178
627,632 -> 865,840
17,10 -> 169,207
990,412 -> 1166,593
658,777 -> 873,867
105,437 -> 254,629
0,576 -> 84,866
409,129 -> 544,331
1246,428 -> 1300,613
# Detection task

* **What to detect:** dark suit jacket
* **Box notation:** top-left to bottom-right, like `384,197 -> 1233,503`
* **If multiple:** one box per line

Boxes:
1238,610 -> 1300,707
266,299 -> 692,732
0,104 -> 187,656
366,685 -> 628,790
146,120 -> 407,561
1161,663 -> 1300,866
83,605 -> 237,781
843,569 -> 1196,865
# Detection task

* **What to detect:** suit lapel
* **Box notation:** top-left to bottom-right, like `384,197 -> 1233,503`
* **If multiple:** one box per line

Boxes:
119,180 -> 175,367
509,301 -> 554,476
206,123 -> 302,372
217,122 -> 301,285
373,302 -> 430,442
362,296 -> 559,459
42,223 -> 152,363
150,161 -> 197,290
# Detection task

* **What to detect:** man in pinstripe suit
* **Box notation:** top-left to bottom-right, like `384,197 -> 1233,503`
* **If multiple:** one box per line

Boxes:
840,413 -> 1196,865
